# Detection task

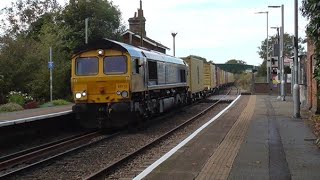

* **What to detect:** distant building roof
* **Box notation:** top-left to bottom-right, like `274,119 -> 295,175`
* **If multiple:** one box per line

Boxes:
121,30 -> 170,50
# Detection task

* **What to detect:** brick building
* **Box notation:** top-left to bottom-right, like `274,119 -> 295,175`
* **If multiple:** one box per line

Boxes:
121,0 -> 169,54
306,39 -> 319,113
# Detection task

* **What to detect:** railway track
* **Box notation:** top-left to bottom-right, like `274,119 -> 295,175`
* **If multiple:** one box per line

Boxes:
0,130 -> 119,178
85,86 -> 238,179
1,86 -> 239,179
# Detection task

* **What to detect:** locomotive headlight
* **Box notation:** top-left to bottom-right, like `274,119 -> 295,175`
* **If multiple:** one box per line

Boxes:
75,93 -> 82,99
82,91 -> 87,97
116,91 -> 121,95
121,91 -> 128,98
97,49 -> 104,56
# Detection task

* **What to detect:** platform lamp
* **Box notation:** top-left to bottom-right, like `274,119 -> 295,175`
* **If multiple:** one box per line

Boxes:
255,11 -> 270,84
171,32 -> 178,57
268,4 -> 285,101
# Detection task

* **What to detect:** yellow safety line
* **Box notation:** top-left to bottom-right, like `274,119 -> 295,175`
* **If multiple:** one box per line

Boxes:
196,95 -> 256,180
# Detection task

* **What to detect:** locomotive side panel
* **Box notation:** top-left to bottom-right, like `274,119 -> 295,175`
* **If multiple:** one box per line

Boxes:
131,57 -> 147,92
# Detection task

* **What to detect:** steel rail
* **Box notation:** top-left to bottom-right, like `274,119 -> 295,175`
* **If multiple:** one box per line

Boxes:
0,130 -> 120,178
85,87 -> 237,179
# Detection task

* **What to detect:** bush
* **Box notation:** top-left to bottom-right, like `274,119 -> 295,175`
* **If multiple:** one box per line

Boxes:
24,101 -> 39,109
0,103 -> 24,112
7,91 -> 33,106
40,99 -> 70,108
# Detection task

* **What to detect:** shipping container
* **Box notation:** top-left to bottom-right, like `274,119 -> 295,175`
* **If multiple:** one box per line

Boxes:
182,56 -> 204,94
203,62 -> 216,90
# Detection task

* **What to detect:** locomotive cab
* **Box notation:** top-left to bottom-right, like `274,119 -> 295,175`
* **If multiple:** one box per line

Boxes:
71,39 -> 188,129
71,49 -> 131,104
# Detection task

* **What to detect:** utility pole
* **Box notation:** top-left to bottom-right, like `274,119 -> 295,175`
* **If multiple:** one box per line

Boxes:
271,26 -> 281,98
140,0 -> 143,47
85,18 -> 89,44
49,47 -> 53,102
293,0 -> 300,117
280,4 -> 285,101
171,32 -> 177,56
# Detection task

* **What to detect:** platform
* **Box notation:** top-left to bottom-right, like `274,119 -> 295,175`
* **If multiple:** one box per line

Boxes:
207,94 -> 238,102
0,104 -> 73,127
138,95 -> 320,180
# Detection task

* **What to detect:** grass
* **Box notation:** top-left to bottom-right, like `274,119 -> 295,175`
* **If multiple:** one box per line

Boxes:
0,99 -> 72,113
40,99 -> 71,108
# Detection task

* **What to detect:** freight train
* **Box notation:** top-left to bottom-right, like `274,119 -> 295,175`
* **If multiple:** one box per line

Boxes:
71,39 -> 234,128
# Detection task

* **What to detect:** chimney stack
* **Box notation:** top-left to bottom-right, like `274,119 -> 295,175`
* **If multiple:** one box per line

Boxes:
128,0 -> 146,37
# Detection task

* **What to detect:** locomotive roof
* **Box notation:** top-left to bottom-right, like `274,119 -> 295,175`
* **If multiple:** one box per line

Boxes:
74,39 -> 186,65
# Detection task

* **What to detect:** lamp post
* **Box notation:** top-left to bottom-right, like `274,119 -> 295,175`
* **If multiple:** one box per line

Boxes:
85,18 -> 89,44
269,4 -> 285,101
171,32 -> 177,56
271,26 -> 280,97
255,11 -> 270,84
293,0 -> 300,117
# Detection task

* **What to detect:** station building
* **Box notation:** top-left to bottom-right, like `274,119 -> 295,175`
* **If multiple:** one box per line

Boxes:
121,1 -> 169,54
306,39 -> 319,113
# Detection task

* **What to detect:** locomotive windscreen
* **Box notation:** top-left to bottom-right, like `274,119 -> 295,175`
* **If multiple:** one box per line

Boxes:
76,57 -> 99,76
104,56 -> 127,74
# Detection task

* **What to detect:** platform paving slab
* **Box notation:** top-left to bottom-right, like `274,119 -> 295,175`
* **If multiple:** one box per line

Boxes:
228,96 -> 320,180
142,95 -> 320,180
0,104 -> 73,127
144,95 -> 250,180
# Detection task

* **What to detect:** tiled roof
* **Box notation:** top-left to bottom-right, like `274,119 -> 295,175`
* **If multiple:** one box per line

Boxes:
122,30 -> 170,50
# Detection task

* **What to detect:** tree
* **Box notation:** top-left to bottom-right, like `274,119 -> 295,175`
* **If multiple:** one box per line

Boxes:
0,0 -> 60,36
225,59 -> 247,65
0,0 -> 126,102
61,0 -> 126,49
302,0 -> 320,81
256,60 -> 267,77
216,59 -> 250,74
257,33 -> 306,77
258,33 -> 305,61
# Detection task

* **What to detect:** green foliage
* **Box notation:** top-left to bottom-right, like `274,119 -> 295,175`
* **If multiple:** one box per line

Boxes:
62,0 -> 126,49
301,0 -> 320,82
52,99 -> 71,106
224,59 -> 247,74
0,0 -> 60,35
225,59 -> 247,65
7,91 -> 33,106
0,103 -> 24,112
0,0 -> 125,102
40,99 -> 70,107
256,60 -> 267,77
257,33 -> 306,61
235,73 -> 252,91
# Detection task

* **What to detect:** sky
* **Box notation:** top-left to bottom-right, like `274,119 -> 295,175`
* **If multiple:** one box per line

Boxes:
0,0 -> 309,66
